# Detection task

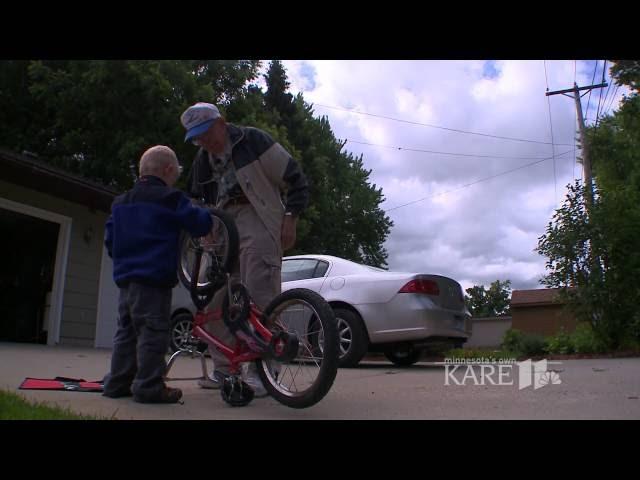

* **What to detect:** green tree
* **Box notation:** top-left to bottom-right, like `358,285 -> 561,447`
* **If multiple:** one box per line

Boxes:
263,60 -> 297,130
0,59 -> 394,268
610,60 -> 640,92
536,181 -> 639,349
464,280 -> 512,317
536,60 -> 640,349
0,60 -> 260,190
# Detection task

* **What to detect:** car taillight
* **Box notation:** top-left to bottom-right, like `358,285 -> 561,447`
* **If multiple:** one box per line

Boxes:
398,279 -> 440,295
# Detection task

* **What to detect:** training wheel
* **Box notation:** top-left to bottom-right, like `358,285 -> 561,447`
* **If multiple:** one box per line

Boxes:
220,376 -> 254,407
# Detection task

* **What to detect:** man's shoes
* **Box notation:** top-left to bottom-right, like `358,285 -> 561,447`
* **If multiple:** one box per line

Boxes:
134,386 -> 183,404
197,370 -> 229,390
242,364 -> 269,398
197,377 -> 219,389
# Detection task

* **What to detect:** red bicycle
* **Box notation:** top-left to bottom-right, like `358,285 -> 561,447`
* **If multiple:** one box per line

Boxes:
165,207 -> 339,408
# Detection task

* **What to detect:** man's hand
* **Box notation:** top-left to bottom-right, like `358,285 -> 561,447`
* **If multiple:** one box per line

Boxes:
281,214 -> 297,251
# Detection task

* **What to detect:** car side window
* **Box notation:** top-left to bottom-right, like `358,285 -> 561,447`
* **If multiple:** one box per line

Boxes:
313,261 -> 329,278
282,259 -> 322,282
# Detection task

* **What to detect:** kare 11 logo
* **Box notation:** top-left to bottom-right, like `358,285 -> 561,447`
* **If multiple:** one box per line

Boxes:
442,358 -> 562,390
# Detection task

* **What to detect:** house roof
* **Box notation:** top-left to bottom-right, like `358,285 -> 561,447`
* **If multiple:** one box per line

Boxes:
511,288 -> 568,307
0,148 -> 120,213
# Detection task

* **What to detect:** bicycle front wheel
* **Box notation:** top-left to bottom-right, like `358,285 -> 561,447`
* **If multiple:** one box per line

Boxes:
178,207 -> 239,295
256,288 -> 339,409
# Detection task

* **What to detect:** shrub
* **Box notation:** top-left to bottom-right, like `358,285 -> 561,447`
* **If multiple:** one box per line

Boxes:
501,328 -> 548,357
519,334 -> 548,357
501,329 -> 524,353
444,348 -> 515,360
545,328 -> 574,355
571,323 -> 607,354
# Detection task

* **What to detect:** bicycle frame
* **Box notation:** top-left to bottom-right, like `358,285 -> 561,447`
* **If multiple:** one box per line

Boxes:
165,302 -> 276,381
167,224 -> 283,383
192,303 -> 274,373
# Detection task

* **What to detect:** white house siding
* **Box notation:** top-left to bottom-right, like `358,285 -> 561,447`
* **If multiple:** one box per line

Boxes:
0,179 -> 109,346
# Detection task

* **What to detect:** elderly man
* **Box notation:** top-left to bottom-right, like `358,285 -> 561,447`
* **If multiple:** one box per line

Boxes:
180,102 -> 309,396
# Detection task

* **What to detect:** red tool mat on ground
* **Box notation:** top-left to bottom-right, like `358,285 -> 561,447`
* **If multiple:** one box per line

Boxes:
19,377 -> 104,392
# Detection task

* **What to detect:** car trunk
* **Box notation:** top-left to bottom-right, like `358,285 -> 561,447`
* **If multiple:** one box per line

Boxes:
415,275 -> 465,311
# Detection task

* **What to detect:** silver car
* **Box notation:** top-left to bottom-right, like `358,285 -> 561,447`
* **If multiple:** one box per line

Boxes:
170,254 -> 471,367
280,255 -> 471,366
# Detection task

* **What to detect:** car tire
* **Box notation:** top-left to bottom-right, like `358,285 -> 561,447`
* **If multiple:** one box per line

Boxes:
333,307 -> 369,368
169,312 -> 207,354
384,344 -> 422,367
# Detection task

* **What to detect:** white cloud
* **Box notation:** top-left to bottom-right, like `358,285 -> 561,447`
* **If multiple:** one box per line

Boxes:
272,60 -> 630,292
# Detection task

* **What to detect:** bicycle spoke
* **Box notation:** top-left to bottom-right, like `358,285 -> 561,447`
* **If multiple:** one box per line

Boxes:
289,362 -> 303,392
300,341 -> 322,369
288,356 -> 316,388
281,364 -> 295,389
300,363 -> 317,385
260,294 -> 336,403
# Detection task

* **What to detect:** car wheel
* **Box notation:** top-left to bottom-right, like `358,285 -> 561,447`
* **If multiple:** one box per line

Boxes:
170,312 -> 207,353
384,344 -> 422,367
309,307 -> 368,368
329,307 -> 369,368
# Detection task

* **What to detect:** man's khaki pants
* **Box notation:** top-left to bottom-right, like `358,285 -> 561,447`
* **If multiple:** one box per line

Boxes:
205,202 -> 282,374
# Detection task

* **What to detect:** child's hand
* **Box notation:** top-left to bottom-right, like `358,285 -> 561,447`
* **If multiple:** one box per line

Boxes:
200,231 -> 217,250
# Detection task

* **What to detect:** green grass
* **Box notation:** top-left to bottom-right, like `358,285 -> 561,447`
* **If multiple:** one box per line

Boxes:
0,389 -> 108,420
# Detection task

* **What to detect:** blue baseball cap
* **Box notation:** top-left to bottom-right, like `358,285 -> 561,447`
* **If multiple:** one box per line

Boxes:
180,103 -> 221,142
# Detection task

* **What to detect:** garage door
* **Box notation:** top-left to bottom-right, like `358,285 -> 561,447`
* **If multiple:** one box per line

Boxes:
94,245 -> 119,348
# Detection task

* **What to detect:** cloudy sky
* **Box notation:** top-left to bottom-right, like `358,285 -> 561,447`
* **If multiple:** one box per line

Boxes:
259,60 -> 628,292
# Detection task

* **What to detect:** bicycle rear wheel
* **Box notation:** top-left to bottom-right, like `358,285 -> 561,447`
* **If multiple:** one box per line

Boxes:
177,207 -> 239,295
256,288 -> 339,409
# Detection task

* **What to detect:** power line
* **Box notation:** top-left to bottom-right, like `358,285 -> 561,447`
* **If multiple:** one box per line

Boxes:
313,103 -> 574,147
577,60 -> 599,184
604,84 -> 621,116
599,74 -> 614,120
595,60 -> 608,127
573,60 -> 578,181
544,60 -> 558,203
584,60 -> 599,125
345,138 -> 573,160
384,149 -> 576,213
600,77 -> 621,119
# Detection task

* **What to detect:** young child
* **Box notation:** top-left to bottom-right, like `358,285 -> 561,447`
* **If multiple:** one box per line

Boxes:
103,145 -> 212,403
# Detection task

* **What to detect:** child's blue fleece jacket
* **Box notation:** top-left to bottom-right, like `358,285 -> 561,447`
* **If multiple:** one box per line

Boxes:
105,175 -> 213,288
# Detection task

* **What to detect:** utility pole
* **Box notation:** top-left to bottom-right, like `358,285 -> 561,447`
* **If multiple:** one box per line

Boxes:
546,81 -> 607,210
547,79 -> 609,283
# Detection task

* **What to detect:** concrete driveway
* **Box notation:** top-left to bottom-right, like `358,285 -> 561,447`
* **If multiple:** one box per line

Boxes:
1,342 -> 639,419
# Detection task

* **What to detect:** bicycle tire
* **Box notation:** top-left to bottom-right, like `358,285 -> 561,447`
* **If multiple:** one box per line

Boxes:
188,246 -> 215,310
256,288 -> 339,409
177,207 -> 239,296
